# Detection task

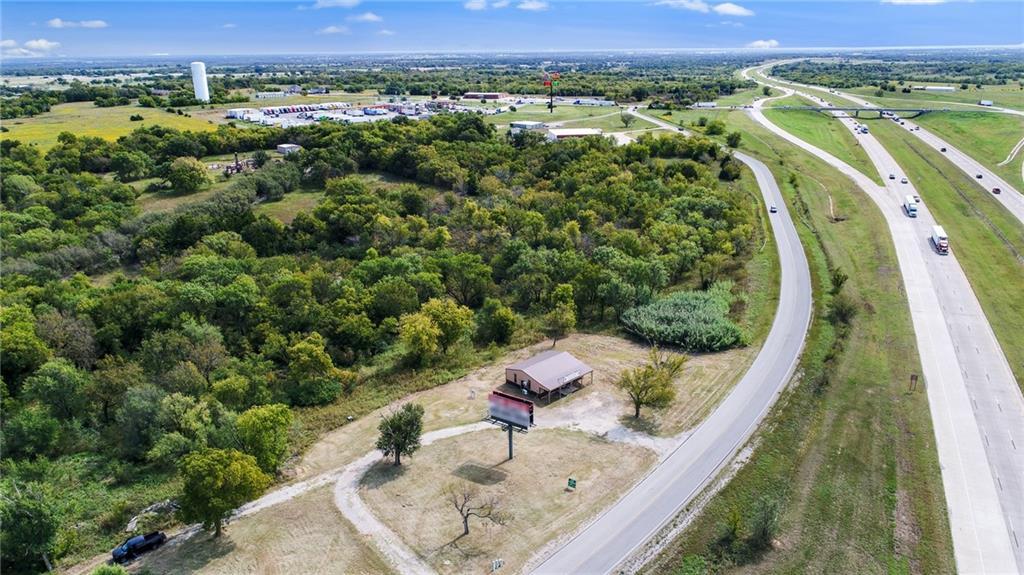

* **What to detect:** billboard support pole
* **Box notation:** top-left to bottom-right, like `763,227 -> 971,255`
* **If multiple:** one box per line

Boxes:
508,426 -> 514,460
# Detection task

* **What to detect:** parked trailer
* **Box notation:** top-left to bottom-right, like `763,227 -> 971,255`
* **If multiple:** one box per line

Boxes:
931,225 -> 949,254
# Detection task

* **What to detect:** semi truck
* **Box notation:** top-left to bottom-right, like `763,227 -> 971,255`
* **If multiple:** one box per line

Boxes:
904,195 -> 918,218
931,225 -> 949,254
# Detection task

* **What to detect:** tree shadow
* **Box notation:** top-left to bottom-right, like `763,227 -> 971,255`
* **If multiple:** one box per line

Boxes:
452,461 -> 508,486
134,530 -> 236,574
619,413 -> 660,435
359,459 -> 407,489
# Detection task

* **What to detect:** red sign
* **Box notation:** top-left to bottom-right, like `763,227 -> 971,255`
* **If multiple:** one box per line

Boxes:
489,391 -> 534,429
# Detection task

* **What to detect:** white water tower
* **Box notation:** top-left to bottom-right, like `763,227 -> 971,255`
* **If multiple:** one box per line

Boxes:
190,61 -> 210,103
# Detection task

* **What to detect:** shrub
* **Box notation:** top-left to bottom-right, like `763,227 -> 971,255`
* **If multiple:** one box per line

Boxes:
620,282 -> 747,352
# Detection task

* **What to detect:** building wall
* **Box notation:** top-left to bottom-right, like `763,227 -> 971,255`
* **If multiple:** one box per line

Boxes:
505,368 -> 543,394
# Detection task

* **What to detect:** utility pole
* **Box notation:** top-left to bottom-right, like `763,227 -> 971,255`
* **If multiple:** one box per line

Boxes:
508,425 -> 514,460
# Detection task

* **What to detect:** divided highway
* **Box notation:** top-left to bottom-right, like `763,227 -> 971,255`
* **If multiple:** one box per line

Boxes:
746,64 -> 1024,574
531,115 -> 813,574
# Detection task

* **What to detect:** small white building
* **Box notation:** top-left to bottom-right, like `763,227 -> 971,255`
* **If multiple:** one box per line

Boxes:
510,120 -> 546,134
914,86 -> 955,92
694,101 -> 717,109
255,91 -> 286,100
546,128 -> 604,141
276,144 -> 302,155
978,100 -> 994,107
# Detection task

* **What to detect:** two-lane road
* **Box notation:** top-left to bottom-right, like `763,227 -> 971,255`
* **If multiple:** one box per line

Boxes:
532,113 -> 813,574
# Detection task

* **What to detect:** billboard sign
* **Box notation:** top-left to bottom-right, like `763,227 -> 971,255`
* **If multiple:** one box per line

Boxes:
489,391 -> 534,430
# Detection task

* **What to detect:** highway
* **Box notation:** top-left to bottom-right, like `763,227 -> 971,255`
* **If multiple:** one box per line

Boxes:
745,64 -> 1024,574
760,70 -> 1024,226
531,112 -> 813,575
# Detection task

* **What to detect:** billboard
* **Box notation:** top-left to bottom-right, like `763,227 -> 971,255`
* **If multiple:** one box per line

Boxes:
489,391 -> 534,430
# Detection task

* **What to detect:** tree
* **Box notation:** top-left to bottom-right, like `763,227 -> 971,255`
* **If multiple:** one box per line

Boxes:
476,298 -> 517,345
0,305 -> 50,390
705,120 -> 726,136
3,405 -> 60,459
398,312 -> 441,365
726,131 -> 742,148
761,86 -> 772,96
236,404 -> 293,473
35,309 -> 98,369
166,156 -> 210,194
89,356 -> 145,424
376,403 -> 424,466
620,112 -> 637,128
110,150 -> 152,182
178,448 -> 270,537
252,149 -> 269,168
420,298 -> 474,353
444,482 -> 510,536
543,303 -> 576,347
286,332 -> 343,406
615,347 -> 687,418
22,358 -> 91,421
0,483 -> 59,572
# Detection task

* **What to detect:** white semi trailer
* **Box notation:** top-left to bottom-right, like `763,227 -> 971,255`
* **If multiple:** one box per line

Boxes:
931,225 -> 949,254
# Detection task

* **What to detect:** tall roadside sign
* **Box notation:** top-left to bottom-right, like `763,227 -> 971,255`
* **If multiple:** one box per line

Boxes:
487,390 -> 534,460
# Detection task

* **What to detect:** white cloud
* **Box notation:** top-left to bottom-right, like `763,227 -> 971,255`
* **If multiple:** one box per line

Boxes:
713,2 -> 754,16
47,17 -> 109,29
3,38 -> 62,58
881,0 -> 946,4
313,0 -> 361,8
377,29 -> 396,36
347,11 -> 382,22
746,39 -> 779,49
517,0 -> 549,10
222,23 -> 237,28
464,0 -> 488,9
654,0 -> 710,13
493,0 -> 511,6
317,25 -> 351,34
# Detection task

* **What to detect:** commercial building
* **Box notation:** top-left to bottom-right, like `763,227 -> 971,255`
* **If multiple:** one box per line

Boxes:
573,98 -> 616,107
510,120 -> 546,134
546,127 -> 604,141
464,91 -> 505,100
190,61 -> 210,103
276,144 -> 302,155
255,91 -> 287,100
694,101 -> 717,108
505,350 -> 593,402
912,85 -> 956,92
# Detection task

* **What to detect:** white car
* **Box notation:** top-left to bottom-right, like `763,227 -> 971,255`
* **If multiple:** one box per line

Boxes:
901,178 -> 908,184
769,204 -> 778,213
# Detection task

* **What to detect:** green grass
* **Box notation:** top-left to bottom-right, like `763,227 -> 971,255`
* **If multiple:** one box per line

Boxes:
1,101 -> 217,150
561,112 -> 655,132
645,111 -> 954,574
847,82 -> 1024,111
135,175 -> 236,215
486,103 -> 621,125
914,111 -> 1024,187
716,88 -> 760,106
763,95 -> 884,185
870,119 -> 1024,387
256,190 -> 326,224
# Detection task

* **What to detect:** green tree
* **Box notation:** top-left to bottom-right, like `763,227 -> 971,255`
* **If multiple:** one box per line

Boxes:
2,405 -> 60,459
0,305 -> 50,390
252,149 -> 270,168
398,312 -> 442,365
476,298 -> 517,345
420,298 -> 474,353
0,483 -> 58,572
286,333 -> 342,406
110,150 -> 152,182
726,131 -> 742,148
376,403 -> 424,466
22,358 -> 91,421
761,86 -> 772,96
620,112 -> 637,128
166,156 -> 210,194
236,404 -> 292,473
178,448 -> 270,537
615,347 -> 687,418
705,120 -> 726,136
89,356 -> 145,424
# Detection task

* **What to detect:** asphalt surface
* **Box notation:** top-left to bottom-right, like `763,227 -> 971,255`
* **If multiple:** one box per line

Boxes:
531,112 -> 813,574
746,65 -> 1024,574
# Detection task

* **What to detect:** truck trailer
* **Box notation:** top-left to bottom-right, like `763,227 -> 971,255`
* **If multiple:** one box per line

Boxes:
931,225 -> 949,254
904,195 -> 918,218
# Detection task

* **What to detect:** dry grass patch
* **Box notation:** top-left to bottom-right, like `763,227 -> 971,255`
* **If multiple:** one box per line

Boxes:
360,427 -> 656,575
130,486 -> 390,575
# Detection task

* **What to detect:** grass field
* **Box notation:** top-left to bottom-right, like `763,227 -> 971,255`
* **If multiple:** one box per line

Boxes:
763,96 -> 883,185
130,486 -> 391,575
361,428 -> 657,575
135,175 -> 236,215
486,103 -> 621,126
870,119 -> 1024,387
1,101 -> 217,149
913,111 -> 1024,186
847,82 -> 1024,111
645,111 -> 954,574
256,191 -> 326,224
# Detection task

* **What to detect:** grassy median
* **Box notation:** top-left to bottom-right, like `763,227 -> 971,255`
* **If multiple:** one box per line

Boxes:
914,111 -> 1024,186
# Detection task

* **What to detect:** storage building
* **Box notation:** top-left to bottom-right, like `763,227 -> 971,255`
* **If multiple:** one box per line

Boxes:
276,144 -> 302,155
546,127 -> 604,141
505,350 -> 593,401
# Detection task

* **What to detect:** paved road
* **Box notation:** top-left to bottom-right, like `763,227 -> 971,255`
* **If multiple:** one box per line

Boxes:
763,71 -> 1024,226
746,64 -> 1024,574
532,111 -> 813,575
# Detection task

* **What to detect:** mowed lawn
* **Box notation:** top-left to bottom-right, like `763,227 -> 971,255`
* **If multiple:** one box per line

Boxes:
1,101 -> 217,150
914,111 -> 1024,186
486,103 -> 621,126
871,119 -> 1024,388
848,82 -> 1024,111
764,95 -> 884,185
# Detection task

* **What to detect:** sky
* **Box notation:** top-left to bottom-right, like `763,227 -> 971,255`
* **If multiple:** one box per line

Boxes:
2,0 -> 1022,58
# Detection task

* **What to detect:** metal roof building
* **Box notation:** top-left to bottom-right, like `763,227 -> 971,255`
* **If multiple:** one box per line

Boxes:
505,350 -> 593,401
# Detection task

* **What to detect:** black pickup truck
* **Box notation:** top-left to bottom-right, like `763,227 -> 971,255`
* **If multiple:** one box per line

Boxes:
112,531 -> 166,563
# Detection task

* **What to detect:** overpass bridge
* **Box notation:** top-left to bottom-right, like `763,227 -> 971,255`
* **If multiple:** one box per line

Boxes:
765,105 -> 946,118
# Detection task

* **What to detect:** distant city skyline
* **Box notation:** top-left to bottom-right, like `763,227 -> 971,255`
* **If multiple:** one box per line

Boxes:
2,1 -> 1023,59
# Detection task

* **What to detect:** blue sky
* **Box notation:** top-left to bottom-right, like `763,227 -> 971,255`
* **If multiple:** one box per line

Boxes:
2,0 -> 1022,58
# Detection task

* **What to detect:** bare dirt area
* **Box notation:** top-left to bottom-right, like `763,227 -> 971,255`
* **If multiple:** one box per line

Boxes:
359,427 -> 657,575
129,486 -> 391,575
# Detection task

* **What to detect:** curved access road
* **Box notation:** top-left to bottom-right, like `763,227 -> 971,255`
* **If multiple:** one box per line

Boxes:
532,112 -> 813,574
758,66 -> 1024,225
745,64 -> 1024,574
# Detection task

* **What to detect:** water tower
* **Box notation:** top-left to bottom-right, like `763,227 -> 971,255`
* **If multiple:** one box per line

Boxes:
190,61 -> 210,103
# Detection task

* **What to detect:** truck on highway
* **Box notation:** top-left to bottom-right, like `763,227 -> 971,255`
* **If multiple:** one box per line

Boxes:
904,195 -> 918,218
931,225 -> 949,255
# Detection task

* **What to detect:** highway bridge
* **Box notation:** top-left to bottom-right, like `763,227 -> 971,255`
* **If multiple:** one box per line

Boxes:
764,105 -> 946,118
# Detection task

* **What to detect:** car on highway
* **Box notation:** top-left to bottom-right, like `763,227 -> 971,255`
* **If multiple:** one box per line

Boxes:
901,177 -> 908,184
976,174 -> 983,179
993,187 -> 1001,195
112,531 -> 166,563
941,147 -> 947,152
889,174 -> 896,180
769,204 -> 778,213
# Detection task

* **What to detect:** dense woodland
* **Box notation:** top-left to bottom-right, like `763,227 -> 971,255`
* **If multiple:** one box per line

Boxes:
774,54 -> 1024,88
0,110 -> 756,571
